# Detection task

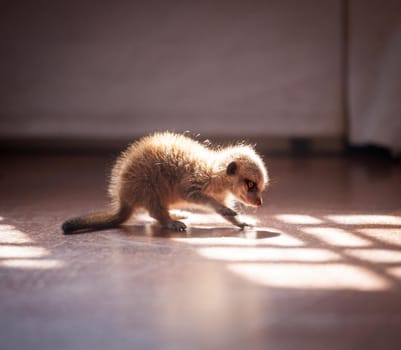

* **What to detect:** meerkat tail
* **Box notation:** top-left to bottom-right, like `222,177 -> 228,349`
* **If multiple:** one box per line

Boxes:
62,206 -> 131,234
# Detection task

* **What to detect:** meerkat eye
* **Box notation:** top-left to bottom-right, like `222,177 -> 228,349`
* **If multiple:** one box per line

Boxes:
245,180 -> 256,191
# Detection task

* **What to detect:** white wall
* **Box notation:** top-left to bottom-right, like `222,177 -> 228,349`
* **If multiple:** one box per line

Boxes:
0,0 -> 343,139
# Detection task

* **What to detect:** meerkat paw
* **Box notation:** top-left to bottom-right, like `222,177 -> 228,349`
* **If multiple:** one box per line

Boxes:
166,220 -> 187,232
237,222 -> 251,230
219,207 -> 238,217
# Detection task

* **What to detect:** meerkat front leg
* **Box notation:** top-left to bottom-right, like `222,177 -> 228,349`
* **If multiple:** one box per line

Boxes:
185,191 -> 249,229
221,213 -> 250,229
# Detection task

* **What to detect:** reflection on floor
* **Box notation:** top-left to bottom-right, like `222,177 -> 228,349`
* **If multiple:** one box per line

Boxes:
0,154 -> 401,349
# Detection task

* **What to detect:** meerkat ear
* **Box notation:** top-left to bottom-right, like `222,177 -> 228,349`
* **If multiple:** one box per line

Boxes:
226,161 -> 237,175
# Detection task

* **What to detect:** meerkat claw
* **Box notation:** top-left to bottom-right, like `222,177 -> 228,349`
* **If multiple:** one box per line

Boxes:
167,220 -> 187,232
237,222 -> 251,230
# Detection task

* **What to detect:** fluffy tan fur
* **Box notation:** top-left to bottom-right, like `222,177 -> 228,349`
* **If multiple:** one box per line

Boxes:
62,132 -> 268,233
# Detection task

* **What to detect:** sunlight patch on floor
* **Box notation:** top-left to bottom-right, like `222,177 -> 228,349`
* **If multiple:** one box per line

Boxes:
357,228 -> 401,246
0,221 -> 65,270
0,224 -> 34,244
345,249 -> 401,263
275,214 -> 323,225
387,266 -> 401,280
0,245 -> 48,259
1,259 -> 64,269
178,212 -> 401,291
326,215 -> 401,226
227,263 -> 391,291
173,230 -> 305,246
197,247 -> 340,262
300,227 -> 372,247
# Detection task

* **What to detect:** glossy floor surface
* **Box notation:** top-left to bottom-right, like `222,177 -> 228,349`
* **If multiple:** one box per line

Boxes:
1,154 -> 401,349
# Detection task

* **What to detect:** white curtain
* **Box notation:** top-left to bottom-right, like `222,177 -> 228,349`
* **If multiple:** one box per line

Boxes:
349,0 -> 401,155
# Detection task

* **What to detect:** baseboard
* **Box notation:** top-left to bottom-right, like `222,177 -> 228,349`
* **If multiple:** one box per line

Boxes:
0,135 -> 345,155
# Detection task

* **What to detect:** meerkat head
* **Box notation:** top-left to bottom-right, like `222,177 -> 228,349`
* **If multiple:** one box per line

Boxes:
224,146 -> 268,207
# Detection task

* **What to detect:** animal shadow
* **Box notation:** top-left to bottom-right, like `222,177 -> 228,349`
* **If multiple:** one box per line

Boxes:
121,223 -> 281,240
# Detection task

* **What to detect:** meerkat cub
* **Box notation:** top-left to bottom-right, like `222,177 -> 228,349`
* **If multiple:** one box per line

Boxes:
62,132 -> 268,233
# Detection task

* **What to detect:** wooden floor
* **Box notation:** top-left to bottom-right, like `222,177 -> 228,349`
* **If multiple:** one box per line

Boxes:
1,154 -> 401,350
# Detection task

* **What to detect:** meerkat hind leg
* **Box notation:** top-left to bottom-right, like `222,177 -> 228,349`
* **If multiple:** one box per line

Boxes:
170,209 -> 189,221
148,203 -> 187,232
